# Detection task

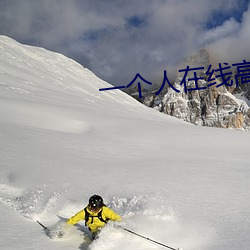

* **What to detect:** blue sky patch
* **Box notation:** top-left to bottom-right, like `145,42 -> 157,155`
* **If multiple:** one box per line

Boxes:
206,0 -> 249,29
126,15 -> 148,28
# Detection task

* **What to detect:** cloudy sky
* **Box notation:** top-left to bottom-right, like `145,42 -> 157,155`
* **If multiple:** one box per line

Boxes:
0,0 -> 249,86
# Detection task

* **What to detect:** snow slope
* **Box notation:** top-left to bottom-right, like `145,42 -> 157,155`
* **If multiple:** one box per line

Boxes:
0,36 -> 249,250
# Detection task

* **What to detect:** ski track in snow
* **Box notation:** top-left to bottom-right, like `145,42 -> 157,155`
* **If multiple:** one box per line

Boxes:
0,99 -> 91,134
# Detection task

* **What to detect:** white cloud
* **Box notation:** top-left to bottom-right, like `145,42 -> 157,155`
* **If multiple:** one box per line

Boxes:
208,5 -> 250,66
0,0 -> 248,85
201,18 -> 240,45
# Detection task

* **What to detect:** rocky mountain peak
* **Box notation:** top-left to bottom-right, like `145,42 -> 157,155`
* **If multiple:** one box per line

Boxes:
184,48 -> 210,69
124,48 -> 250,130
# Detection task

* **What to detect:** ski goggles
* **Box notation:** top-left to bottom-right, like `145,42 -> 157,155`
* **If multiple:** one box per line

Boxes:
89,205 -> 101,212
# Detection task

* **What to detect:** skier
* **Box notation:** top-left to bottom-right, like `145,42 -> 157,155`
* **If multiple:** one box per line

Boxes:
66,194 -> 121,239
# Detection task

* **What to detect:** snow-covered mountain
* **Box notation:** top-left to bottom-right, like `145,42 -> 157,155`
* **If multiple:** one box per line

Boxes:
127,49 -> 250,130
0,36 -> 250,250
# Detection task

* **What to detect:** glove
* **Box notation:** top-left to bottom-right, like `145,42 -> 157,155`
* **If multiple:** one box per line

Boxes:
55,223 -> 71,238
56,230 -> 64,238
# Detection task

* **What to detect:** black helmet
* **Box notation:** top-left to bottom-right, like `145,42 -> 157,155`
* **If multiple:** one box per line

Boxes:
89,195 -> 104,210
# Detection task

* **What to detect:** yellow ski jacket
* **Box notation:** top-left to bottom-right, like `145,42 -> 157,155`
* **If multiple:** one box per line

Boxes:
67,206 -> 121,233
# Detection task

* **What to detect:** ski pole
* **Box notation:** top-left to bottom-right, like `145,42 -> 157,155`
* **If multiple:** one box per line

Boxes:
122,227 -> 180,250
37,220 -> 48,231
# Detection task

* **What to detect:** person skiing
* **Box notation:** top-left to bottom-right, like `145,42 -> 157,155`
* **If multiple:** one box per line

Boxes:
66,194 -> 121,239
